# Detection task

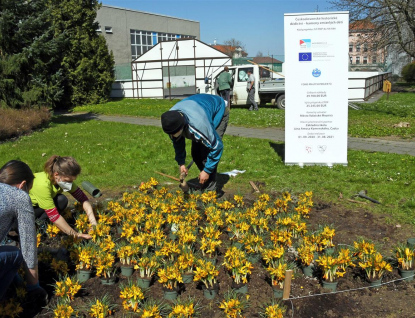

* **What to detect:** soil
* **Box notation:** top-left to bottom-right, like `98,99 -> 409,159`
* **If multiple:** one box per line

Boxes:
19,185 -> 415,318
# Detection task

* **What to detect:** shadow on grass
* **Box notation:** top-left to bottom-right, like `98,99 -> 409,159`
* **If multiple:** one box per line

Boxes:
51,112 -> 99,125
187,173 -> 230,194
269,141 -> 285,161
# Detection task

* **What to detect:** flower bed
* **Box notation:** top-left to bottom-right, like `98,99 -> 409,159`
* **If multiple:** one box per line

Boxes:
3,178 -> 415,317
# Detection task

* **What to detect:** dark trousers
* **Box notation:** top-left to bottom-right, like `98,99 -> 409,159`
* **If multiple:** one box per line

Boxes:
191,106 -> 230,189
0,246 -> 23,300
219,89 -> 230,106
34,194 -> 68,221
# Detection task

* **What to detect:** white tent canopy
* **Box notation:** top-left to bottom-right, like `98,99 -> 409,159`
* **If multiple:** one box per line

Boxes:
131,38 -> 232,99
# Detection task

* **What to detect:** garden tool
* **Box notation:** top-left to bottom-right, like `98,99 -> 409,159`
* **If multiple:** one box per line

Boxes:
355,190 -> 381,204
179,160 -> 194,193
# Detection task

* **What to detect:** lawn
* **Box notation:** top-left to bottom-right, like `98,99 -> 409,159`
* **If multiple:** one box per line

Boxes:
73,92 -> 415,138
1,115 -> 414,225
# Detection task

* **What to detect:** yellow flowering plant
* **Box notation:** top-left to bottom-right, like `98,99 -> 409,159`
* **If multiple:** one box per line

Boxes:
394,243 -> 414,270
259,300 -> 286,318
222,246 -> 254,285
168,296 -> 201,318
74,242 -> 96,271
95,249 -> 115,279
135,254 -> 161,278
157,261 -> 183,290
296,242 -> 316,267
116,243 -> 135,266
0,298 -> 23,318
139,299 -> 169,318
265,259 -> 292,289
119,280 -> 145,313
54,276 -> 82,302
52,299 -> 76,318
193,259 -> 219,289
75,213 -> 90,233
176,249 -> 196,274
262,245 -> 285,267
90,222 -> 111,244
199,237 -> 221,259
36,232 -> 42,248
46,224 -> 60,238
218,289 -> 249,318
359,252 -> 392,281
156,241 -> 181,261
51,258 -> 69,275
316,252 -> 351,282
241,232 -> 264,254
88,294 -> 116,318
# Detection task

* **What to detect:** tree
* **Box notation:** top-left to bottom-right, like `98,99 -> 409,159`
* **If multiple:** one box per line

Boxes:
48,0 -> 115,107
223,38 -> 248,57
0,0 -> 114,109
0,0 -> 66,108
331,0 -> 415,59
256,51 -> 264,57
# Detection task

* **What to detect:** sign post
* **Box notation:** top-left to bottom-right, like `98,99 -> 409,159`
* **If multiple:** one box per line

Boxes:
284,12 -> 349,166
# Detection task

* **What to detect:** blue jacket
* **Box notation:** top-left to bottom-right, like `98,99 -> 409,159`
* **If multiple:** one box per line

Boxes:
170,94 -> 226,174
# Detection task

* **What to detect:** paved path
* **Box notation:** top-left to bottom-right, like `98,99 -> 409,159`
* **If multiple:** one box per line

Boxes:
64,113 -> 415,156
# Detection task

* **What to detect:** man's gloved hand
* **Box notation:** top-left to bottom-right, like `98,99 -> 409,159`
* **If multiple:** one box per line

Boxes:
27,283 -> 48,307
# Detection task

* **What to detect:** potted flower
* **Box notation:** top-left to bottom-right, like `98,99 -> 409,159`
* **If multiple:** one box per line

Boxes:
140,299 -> 169,317
199,236 -> 221,264
241,233 -> 264,264
157,261 -> 183,300
168,296 -> 202,318
119,280 -> 145,313
316,252 -> 350,292
177,249 -> 196,284
394,243 -> 415,281
193,259 -> 219,299
74,242 -> 95,282
222,246 -> 253,294
218,289 -> 249,318
265,259 -> 294,298
95,249 -> 116,285
358,252 -> 392,286
296,242 -> 316,277
54,276 -> 81,302
117,243 -> 136,277
259,299 -> 286,318
87,294 -> 116,318
52,299 -> 76,318
135,254 -> 160,288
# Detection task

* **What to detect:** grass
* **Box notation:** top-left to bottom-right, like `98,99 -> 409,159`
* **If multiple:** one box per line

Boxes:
73,92 -> 415,138
1,116 -> 414,225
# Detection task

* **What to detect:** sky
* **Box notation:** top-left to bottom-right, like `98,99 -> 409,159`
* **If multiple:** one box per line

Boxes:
100,0 -> 335,60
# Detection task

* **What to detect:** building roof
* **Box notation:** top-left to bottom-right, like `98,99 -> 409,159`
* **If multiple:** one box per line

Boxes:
213,44 -> 247,57
350,19 -> 376,31
252,56 -> 283,64
101,5 -> 199,23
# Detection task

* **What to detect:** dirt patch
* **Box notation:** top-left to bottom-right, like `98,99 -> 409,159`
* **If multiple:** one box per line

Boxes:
18,185 -> 415,318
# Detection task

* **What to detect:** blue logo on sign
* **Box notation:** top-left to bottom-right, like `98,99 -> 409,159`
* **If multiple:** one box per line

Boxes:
299,52 -> 312,61
312,68 -> 321,77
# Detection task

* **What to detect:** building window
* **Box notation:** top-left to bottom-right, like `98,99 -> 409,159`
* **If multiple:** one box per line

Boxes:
363,56 -> 368,64
181,35 -> 196,39
363,44 -> 368,52
105,26 -> 113,34
372,55 -> 377,64
349,44 -> 353,52
356,44 -> 360,52
355,56 -> 360,64
131,30 -> 153,59
158,33 -> 176,42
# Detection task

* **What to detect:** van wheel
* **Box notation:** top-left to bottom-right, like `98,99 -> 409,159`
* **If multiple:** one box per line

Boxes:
276,94 -> 285,109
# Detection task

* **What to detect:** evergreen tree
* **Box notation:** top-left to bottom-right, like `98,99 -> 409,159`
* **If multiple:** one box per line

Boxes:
48,0 -> 114,107
0,0 -> 114,109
